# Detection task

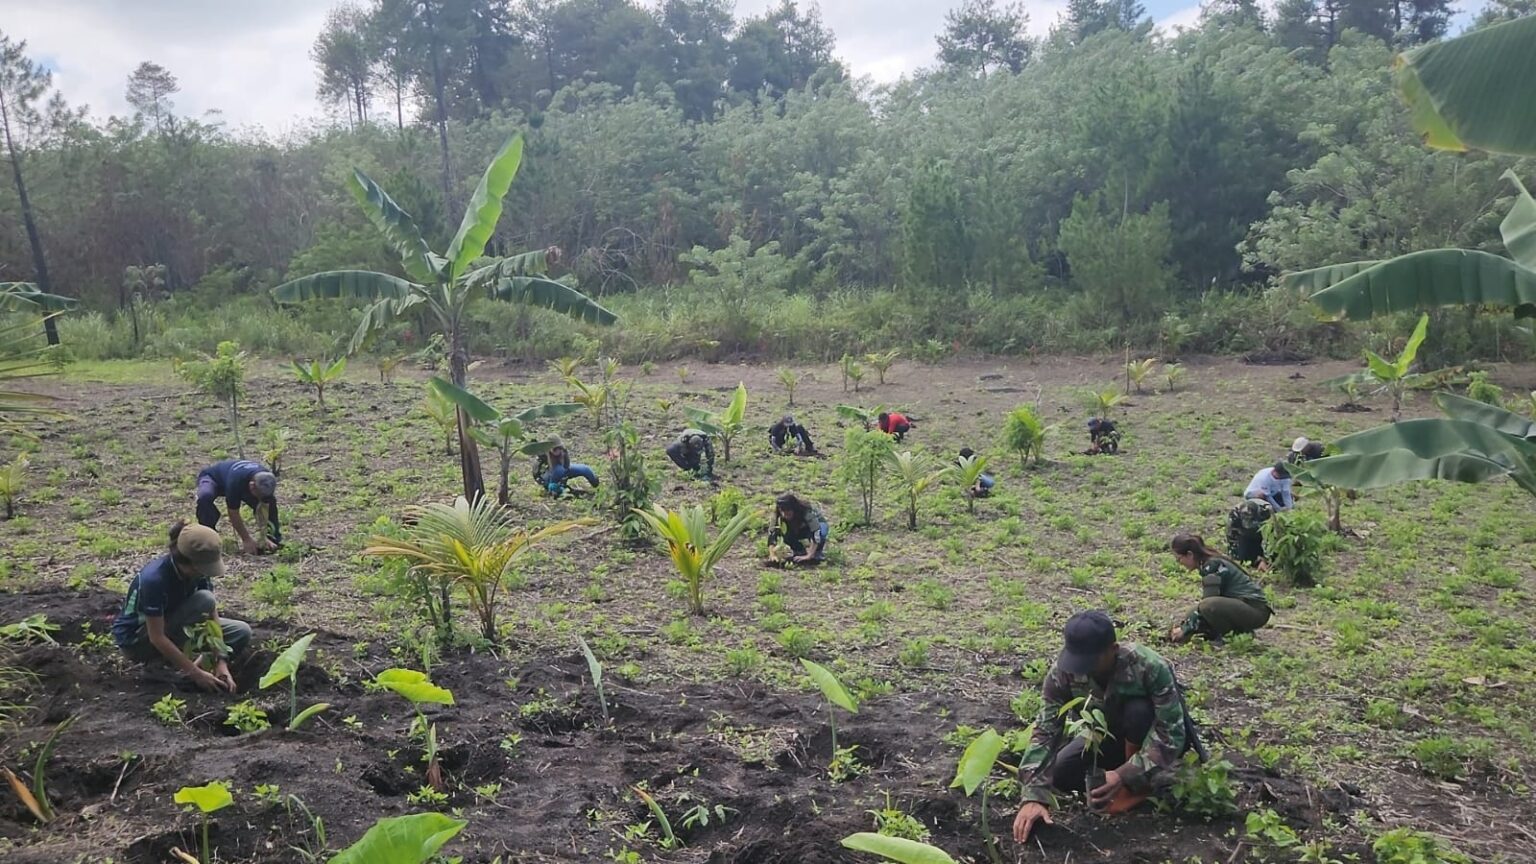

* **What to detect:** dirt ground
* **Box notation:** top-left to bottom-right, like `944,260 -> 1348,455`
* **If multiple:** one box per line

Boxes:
1,354 -> 1533,863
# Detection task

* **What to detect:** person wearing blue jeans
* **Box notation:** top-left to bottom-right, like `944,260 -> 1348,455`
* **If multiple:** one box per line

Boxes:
195,458 -> 280,554
113,521 -> 251,693
533,440 -> 599,495
769,493 -> 830,566
957,448 -> 996,497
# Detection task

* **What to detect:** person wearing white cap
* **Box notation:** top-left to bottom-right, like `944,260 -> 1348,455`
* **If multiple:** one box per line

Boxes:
112,521 -> 251,692
1288,436 -> 1325,465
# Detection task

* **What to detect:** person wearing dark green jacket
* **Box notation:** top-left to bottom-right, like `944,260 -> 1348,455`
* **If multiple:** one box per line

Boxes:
1168,532 -> 1272,642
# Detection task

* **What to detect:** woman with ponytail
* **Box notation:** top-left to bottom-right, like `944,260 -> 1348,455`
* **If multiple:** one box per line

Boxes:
1168,532 -> 1272,643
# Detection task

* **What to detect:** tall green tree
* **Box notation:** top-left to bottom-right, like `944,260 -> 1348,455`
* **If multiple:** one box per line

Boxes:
0,31 -> 69,346
125,62 -> 179,135
312,3 -> 375,128
272,134 -> 617,502
1057,193 -> 1173,327
937,0 -> 1032,76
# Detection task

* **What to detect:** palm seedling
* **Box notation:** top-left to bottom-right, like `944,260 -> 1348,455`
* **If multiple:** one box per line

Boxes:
377,354 -> 404,384
258,634 -> 330,730
427,378 -> 582,506
684,382 -> 748,462
575,635 -> 609,724
801,659 -> 859,762
777,367 -> 799,406
1084,385 -> 1127,419
291,356 -> 347,410
1,715 -> 76,824
1125,357 -> 1159,394
0,311 -> 67,439
847,360 -> 866,393
1164,362 -> 1187,393
174,781 -> 233,864
549,356 -> 581,380
632,504 -> 754,616
177,341 -> 248,457
272,134 -> 617,504
865,350 -> 899,385
260,427 -> 293,478
0,453 -> 28,519
566,376 -> 609,431
422,387 -> 458,455
375,669 -> 454,790
365,496 -> 591,643
885,450 -> 951,530
1001,405 -> 1046,468
955,452 -> 990,514
328,813 -> 466,864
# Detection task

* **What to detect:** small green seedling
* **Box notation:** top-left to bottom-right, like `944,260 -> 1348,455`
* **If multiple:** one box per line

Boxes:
174,781 -> 234,864
684,382 -> 748,462
153,693 -> 187,726
951,727 -> 1009,864
1061,696 -> 1112,796
631,786 -> 680,850
841,832 -> 958,863
291,356 -> 347,410
183,619 -> 229,673
1,715 -> 76,823
0,613 -> 57,643
327,812 -> 467,864
801,658 -> 860,767
376,669 -> 454,790
576,634 -> 609,724
259,633 -> 330,730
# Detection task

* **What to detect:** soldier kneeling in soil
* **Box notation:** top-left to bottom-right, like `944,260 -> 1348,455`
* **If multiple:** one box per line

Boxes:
767,493 -> 830,567
665,428 -> 716,480
768,415 -> 816,456
1012,611 -> 1202,845
533,438 -> 599,496
112,521 -> 251,693
1166,532 -> 1272,643
194,458 -> 280,554
1085,418 -> 1121,455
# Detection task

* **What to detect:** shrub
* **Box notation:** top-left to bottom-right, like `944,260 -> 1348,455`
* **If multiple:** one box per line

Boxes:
838,428 -> 895,525
1262,509 -> 1331,587
1169,752 -> 1238,819
1371,827 -> 1470,864
1465,371 -> 1504,406
1001,405 -> 1046,468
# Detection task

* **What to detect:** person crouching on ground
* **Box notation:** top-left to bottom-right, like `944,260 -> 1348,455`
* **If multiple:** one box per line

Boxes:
195,458 -> 280,554
876,411 -> 912,442
768,415 -> 816,455
533,438 -> 599,495
1287,436 -> 1325,465
1086,418 -> 1120,454
957,448 -> 995,497
665,428 -> 716,480
112,521 -> 251,693
1167,532 -> 1272,643
1011,611 -> 1200,844
767,493 -> 830,567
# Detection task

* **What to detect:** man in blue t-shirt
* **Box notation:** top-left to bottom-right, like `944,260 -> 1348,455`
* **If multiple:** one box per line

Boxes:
195,459 -> 280,554
113,522 -> 251,692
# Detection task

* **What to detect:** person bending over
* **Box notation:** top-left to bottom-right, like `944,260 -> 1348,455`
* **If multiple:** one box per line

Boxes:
195,458 -> 280,554
768,493 -> 830,566
1167,532 -> 1272,643
665,428 -> 716,480
533,439 -> 599,495
1287,436 -> 1326,465
112,521 -> 251,693
1086,418 -> 1121,455
1011,611 -> 1200,844
876,411 -> 912,442
768,415 -> 816,455
957,448 -> 996,497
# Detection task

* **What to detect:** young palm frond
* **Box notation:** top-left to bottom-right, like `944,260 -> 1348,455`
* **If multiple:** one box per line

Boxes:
885,450 -> 951,530
0,454 -> 30,520
956,453 -> 990,514
0,315 -> 65,439
631,504 -> 754,616
1125,358 -> 1159,394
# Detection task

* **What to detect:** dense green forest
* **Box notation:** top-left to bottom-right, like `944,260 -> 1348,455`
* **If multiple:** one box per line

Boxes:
3,0 -> 1536,363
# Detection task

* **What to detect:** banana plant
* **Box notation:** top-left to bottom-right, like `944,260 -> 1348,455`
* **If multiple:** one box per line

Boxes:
886,450 -> 951,530
374,669 -> 454,790
1303,393 -> 1536,501
426,378 -> 582,506
271,134 -> 617,503
258,633 -> 329,730
684,382 -> 747,462
631,504 -> 754,616
365,496 -> 592,642
801,658 -> 859,757
328,813 -> 466,864
291,356 -> 347,410
836,404 -> 885,431
1362,314 -> 1433,421
422,387 -> 458,456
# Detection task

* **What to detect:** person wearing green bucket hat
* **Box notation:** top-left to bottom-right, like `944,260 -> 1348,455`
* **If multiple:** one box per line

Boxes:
112,521 -> 251,693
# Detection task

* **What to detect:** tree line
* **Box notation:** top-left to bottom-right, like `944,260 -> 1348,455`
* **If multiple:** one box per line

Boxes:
2,0 -> 1535,353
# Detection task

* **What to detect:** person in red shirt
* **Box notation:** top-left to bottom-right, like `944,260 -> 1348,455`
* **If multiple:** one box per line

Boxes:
876,411 -> 912,442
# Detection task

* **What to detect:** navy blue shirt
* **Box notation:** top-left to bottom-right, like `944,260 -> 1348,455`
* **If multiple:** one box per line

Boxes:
112,554 -> 211,646
200,459 -> 269,512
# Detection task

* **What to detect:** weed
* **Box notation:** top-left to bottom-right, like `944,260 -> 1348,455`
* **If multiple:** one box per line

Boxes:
867,792 -> 930,842
828,744 -> 868,782
1244,808 -> 1300,855
725,645 -> 762,677
406,785 -> 449,807
152,693 -> 187,726
224,700 -> 271,734
1263,509 -> 1330,587
252,564 -> 297,607
1168,752 -> 1237,819
1371,827 -> 1470,864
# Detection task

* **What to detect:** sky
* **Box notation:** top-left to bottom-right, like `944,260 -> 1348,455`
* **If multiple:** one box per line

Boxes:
0,0 -> 1265,135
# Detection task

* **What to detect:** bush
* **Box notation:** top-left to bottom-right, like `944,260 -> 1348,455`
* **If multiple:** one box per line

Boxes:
1001,405 -> 1046,468
1262,509 -> 1332,587
1169,752 -> 1238,819
1371,827 -> 1470,864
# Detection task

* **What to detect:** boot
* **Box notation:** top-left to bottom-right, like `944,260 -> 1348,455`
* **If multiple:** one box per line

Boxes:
1104,742 -> 1150,814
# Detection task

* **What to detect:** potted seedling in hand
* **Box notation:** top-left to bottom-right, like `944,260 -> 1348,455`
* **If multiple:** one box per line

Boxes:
376,669 -> 455,790
258,633 -> 330,730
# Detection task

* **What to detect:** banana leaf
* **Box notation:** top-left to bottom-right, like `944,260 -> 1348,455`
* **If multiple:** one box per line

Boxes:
445,135 -> 524,281
491,275 -> 617,326
1394,15 -> 1536,157
348,170 -> 439,285
328,812 -> 467,864
1307,249 -> 1536,321
272,270 -> 421,303
0,283 -> 77,312
800,658 -> 858,714
840,833 -> 957,864
1500,170 -> 1536,270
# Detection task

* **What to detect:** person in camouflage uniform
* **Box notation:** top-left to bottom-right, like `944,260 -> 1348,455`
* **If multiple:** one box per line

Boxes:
665,428 -> 715,479
1167,532 -> 1272,642
1011,611 -> 1198,845
1226,497 -> 1273,566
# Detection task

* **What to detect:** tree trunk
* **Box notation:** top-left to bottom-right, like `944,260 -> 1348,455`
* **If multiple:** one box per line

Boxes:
498,447 -> 511,507
423,0 -> 455,213
0,88 -> 61,346
449,329 -> 486,503
230,395 -> 245,458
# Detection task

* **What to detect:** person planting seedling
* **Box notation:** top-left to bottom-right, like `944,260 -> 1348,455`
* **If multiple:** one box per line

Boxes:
956,448 -> 995,498
875,410 -> 913,442
532,438 -> 599,496
193,457 -> 281,554
1011,611 -> 1201,845
112,522 -> 251,693
1166,533 -> 1272,643
766,493 -> 829,567
1228,461 -> 1293,568
1287,436 -> 1326,465
665,427 -> 716,480
767,414 -> 816,455
1085,417 -> 1121,455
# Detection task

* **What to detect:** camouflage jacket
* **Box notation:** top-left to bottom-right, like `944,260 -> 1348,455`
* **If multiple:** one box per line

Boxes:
1182,558 -> 1271,633
1017,644 -> 1189,803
